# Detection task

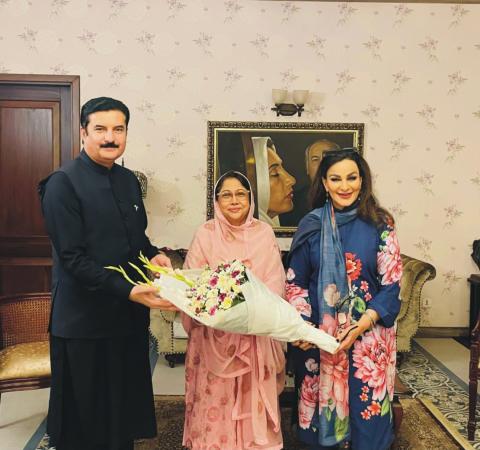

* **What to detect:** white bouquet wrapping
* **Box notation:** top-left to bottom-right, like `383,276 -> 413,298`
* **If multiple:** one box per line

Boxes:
155,265 -> 339,354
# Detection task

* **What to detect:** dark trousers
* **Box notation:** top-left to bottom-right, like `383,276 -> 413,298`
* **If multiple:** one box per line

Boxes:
47,332 -> 156,450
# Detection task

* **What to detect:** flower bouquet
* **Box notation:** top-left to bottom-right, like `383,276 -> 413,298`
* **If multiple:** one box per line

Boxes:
107,254 -> 339,354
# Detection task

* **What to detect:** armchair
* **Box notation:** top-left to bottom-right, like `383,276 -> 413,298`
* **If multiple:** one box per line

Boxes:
0,293 -> 51,404
397,254 -> 436,353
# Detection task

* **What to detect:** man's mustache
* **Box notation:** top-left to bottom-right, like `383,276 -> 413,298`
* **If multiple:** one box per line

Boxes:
100,142 -> 120,148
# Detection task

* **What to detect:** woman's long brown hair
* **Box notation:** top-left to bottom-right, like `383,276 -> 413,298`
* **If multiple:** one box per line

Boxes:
309,148 -> 394,226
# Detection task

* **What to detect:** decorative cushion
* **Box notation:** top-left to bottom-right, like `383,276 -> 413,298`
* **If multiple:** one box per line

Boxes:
0,341 -> 50,381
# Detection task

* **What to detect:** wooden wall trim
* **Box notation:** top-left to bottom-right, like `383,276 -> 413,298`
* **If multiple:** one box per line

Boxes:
0,74 -> 79,85
417,327 -> 469,338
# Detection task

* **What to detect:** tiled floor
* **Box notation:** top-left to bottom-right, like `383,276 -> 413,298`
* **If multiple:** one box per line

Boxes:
0,338 -> 472,450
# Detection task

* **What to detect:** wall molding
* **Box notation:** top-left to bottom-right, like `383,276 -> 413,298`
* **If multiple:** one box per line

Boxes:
417,327 -> 469,338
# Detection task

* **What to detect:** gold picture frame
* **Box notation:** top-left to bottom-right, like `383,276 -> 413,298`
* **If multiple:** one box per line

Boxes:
207,121 -> 365,237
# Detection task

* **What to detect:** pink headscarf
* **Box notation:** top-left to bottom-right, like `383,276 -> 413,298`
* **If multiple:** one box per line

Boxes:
183,172 -> 286,447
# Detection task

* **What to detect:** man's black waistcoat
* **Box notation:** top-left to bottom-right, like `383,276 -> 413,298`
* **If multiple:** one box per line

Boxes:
39,151 -> 158,338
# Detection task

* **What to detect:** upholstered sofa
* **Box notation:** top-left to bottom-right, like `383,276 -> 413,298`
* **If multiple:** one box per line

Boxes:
396,255 -> 436,352
149,250 -> 436,365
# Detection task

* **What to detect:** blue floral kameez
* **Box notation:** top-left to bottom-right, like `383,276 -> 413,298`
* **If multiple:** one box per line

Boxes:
286,216 -> 402,450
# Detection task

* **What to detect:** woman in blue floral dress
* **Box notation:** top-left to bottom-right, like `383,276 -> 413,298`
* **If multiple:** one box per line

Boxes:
286,148 -> 402,450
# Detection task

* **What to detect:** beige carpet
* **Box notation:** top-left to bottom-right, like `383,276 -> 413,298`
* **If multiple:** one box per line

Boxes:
135,395 -> 471,450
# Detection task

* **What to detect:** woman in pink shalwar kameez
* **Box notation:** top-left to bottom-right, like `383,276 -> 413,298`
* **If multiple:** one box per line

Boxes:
182,171 -> 286,450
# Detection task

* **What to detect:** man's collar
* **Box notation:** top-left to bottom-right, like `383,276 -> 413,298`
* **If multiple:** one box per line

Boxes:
80,149 -> 117,175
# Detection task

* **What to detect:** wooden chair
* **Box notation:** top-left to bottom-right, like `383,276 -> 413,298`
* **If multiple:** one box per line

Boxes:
0,293 -> 51,405
468,276 -> 480,440
149,248 -> 189,368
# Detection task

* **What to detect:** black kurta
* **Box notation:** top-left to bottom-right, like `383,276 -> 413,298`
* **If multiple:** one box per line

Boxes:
39,151 -> 158,449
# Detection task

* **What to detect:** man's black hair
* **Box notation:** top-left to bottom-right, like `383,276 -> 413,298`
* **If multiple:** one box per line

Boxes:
80,97 -> 130,129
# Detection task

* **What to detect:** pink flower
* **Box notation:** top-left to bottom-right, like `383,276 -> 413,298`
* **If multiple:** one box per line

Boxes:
360,281 -> 369,292
286,268 -> 296,281
345,252 -> 362,281
299,400 -> 316,430
365,293 -> 372,302
207,406 -> 220,422
318,314 -> 349,420
285,283 -> 308,300
319,313 -> 337,336
209,277 -> 218,287
352,327 -> 396,401
361,410 -> 371,420
289,297 -> 312,317
377,231 -> 402,285
368,401 -> 381,416
286,283 -> 311,317
298,375 -> 319,429
359,393 -> 368,402
305,358 -> 319,373
300,375 -> 319,407
323,284 -> 341,307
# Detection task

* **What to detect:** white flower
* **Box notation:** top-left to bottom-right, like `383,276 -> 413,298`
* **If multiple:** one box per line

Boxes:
323,284 -> 341,307
205,297 -> 218,310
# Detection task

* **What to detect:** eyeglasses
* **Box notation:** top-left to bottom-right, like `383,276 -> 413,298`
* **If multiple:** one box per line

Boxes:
217,190 -> 250,202
322,147 -> 359,160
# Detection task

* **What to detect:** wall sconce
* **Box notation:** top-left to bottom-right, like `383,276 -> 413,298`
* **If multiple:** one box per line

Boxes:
271,89 -> 309,117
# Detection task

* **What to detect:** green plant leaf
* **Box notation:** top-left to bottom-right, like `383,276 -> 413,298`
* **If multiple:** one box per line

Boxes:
324,407 -> 332,422
334,416 -> 349,441
381,396 -> 390,417
354,296 -> 366,313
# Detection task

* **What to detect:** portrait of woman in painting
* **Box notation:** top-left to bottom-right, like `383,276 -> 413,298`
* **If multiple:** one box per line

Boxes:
251,136 -> 296,227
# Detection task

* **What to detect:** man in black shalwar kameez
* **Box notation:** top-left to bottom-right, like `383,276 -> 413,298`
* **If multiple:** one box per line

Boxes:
39,97 -> 177,450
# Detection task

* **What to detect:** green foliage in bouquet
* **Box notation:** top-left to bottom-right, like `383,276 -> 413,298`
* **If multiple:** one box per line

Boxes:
105,252 -> 194,287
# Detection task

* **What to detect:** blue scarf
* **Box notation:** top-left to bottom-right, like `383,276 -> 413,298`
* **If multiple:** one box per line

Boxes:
289,203 -> 358,446
289,203 -> 358,325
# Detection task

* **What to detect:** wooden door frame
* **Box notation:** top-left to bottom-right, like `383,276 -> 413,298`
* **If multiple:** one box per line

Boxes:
0,74 -> 80,294
0,74 -> 80,156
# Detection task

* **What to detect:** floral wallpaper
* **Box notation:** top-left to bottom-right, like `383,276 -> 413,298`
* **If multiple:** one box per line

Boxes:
1,0 -> 479,328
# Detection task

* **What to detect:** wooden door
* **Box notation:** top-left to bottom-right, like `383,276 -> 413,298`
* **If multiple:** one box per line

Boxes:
0,75 -> 80,295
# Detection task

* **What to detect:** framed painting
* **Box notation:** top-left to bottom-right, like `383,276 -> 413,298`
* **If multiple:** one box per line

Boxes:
207,121 -> 364,237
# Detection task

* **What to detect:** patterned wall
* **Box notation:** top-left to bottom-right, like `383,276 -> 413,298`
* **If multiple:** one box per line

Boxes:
1,0 -> 479,327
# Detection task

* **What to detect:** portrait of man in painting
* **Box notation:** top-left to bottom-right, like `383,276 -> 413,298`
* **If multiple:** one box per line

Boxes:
207,122 -> 364,237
